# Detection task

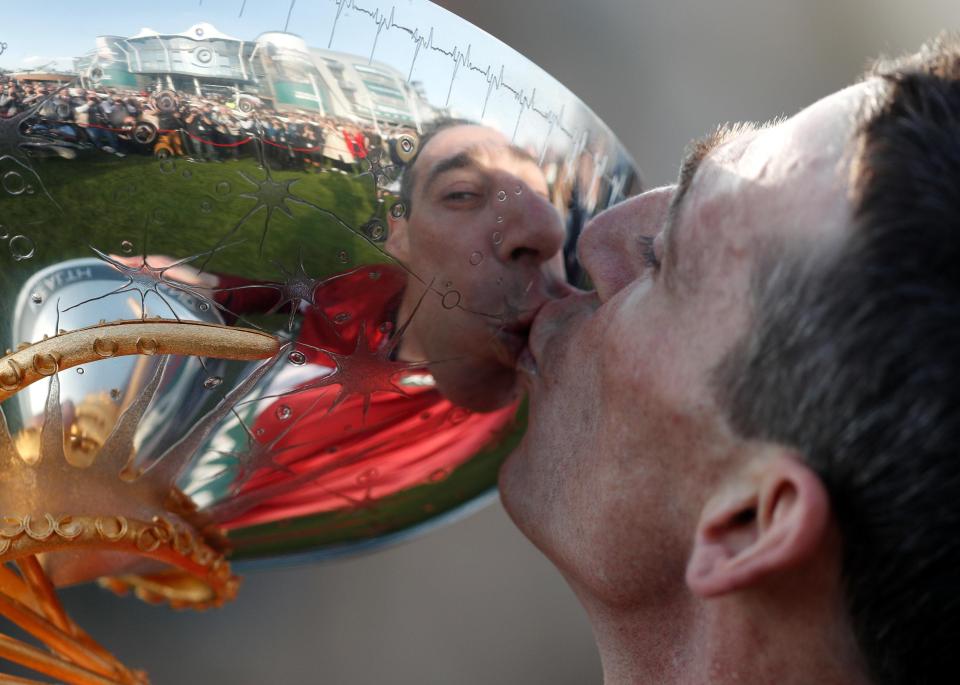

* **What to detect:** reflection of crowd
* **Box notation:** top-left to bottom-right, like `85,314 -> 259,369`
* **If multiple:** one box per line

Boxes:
0,77 -> 415,173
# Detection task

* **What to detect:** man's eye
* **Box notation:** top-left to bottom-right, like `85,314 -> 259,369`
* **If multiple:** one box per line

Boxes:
637,234 -> 661,270
444,191 -> 477,201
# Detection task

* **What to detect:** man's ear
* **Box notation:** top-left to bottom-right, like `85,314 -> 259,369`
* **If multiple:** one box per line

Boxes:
685,452 -> 830,598
385,210 -> 411,262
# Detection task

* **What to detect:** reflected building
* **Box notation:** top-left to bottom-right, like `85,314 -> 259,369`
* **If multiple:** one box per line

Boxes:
1,70 -> 75,87
309,47 -> 434,128
73,22 -> 438,129
73,23 -> 251,92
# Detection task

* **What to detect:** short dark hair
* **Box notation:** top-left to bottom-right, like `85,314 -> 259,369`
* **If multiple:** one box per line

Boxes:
714,34 -> 960,685
396,118 -> 473,218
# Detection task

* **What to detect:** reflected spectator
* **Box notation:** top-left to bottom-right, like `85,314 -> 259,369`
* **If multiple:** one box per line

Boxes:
0,84 -> 20,117
0,76 -> 421,175
213,105 -> 241,160
185,106 -> 218,162
76,95 -> 124,157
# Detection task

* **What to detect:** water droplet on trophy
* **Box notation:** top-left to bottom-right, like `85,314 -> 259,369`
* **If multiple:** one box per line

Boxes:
497,190 -> 507,201
390,202 -> 405,218
9,235 -> 35,262
336,250 -> 349,264
442,290 -> 462,310
288,351 -> 307,366
121,240 -> 134,254
203,376 -> 223,389
31,293 -> 43,304
2,171 -> 26,196
492,231 -> 503,245
515,184 -> 523,195
276,405 -> 292,421
76,367 -> 84,375
397,134 -> 418,162
110,388 -> 121,400
334,312 -> 351,324
198,302 -> 210,312
469,251 -> 484,265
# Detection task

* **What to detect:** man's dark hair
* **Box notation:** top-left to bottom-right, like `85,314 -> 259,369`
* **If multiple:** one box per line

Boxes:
396,117 -> 473,218
714,34 -> 960,685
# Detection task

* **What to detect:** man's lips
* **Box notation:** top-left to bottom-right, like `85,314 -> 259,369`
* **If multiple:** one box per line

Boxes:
516,343 -> 538,377
522,291 -> 598,377
495,284 -> 585,372
500,306 -> 542,376
499,316 -> 536,337
494,314 -> 537,367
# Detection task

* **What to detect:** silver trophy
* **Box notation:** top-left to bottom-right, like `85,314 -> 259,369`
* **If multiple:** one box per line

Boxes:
0,2 -> 639,681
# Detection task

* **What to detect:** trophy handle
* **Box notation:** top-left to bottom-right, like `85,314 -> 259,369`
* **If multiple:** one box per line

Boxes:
0,320 -> 280,684
0,320 -> 278,401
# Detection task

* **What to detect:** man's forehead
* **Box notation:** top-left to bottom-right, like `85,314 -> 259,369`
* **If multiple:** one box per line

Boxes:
421,128 -> 533,169
741,81 -> 876,179
416,127 -> 542,191
666,80 -> 878,287
689,80 -> 876,196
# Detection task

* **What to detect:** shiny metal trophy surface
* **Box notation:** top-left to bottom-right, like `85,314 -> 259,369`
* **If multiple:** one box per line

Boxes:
0,2 -> 639,681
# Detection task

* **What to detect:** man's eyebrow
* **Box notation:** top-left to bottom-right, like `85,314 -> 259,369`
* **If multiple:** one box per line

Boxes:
423,151 -> 478,193
507,144 -> 538,167
421,144 -> 538,195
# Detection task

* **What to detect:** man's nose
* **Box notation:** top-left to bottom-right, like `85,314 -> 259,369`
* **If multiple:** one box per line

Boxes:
578,186 -> 675,302
493,181 -> 566,267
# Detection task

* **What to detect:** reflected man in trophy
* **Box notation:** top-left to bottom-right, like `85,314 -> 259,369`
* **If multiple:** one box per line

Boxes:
207,120 -> 571,528
385,120 -> 570,411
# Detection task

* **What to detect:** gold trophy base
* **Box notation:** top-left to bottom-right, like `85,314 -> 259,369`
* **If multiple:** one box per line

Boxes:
0,319 -> 280,683
0,557 -> 148,684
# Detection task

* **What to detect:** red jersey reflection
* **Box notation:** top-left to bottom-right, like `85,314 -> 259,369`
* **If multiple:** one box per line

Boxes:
215,264 -> 518,529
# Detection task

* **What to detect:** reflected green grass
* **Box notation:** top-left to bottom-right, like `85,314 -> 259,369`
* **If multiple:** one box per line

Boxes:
0,153 -> 392,303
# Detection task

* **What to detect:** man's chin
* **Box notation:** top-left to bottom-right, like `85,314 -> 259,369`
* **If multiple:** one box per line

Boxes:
430,361 -> 521,412
497,440 -> 530,526
498,437 -> 556,558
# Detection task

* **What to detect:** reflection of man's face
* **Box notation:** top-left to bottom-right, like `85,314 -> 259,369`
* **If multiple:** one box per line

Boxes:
387,125 -> 568,411
500,81 -> 873,599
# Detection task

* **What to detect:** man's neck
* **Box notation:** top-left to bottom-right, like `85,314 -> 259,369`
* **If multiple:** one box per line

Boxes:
578,589 -> 871,685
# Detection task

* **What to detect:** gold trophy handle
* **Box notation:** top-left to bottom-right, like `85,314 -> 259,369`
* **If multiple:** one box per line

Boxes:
0,320 -> 280,402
